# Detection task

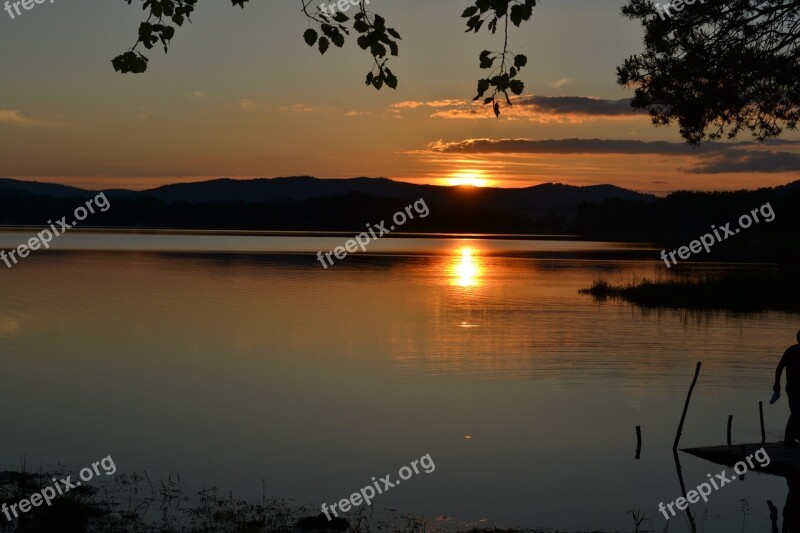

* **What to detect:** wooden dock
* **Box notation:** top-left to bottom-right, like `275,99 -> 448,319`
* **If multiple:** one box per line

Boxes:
683,442 -> 800,477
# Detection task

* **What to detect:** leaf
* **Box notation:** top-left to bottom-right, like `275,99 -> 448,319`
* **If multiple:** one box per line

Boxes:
332,11 -> 348,23
514,54 -> 528,68
318,36 -> 330,54
493,73 -> 509,91
493,101 -> 500,117
370,42 -> 387,57
331,30 -> 345,47
111,51 -> 149,74
479,50 -> 494,69
474,78 -> 490,100
510,4 -> 525,26
385,69 -> 398,89
510,79 -> 524,95
461,5 -> 479,17
492,0 -> 510,17
303,28 -> 318,46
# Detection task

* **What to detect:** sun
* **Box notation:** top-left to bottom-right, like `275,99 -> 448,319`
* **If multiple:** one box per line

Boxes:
447,171 -> 489,187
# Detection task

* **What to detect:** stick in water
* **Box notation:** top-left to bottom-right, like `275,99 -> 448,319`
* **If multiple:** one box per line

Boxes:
674,362 -> 702,451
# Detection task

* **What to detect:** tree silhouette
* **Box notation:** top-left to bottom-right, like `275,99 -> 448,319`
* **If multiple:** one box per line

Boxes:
114,0 -> 798,142
618,0 -> 800,144
113,0 -> 533,116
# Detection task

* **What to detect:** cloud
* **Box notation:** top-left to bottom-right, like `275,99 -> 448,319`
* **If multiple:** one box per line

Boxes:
344,111 -> 370,117
426,138 -> 720,155
548,78 -> 573,89
391,95 -> 649,122
238,100 -> 325,113
0,110 -> 67,128
516,96 -> 646,117
429,107 -> 490,120
390,100 -> 463,110
189,90 -> 205,99
280,103 -> 316,113
423,138 -> 800,174
391,101 -> 425,110
689,150 -> 800,173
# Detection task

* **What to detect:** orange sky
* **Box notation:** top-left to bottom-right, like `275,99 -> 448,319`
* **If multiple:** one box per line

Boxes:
1,0 -> 798,196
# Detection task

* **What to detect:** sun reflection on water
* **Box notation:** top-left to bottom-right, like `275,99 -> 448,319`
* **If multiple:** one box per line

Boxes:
451,246 -> 483,287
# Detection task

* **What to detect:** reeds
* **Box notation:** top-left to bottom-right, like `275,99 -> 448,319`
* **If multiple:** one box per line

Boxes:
580,268 -> 800,313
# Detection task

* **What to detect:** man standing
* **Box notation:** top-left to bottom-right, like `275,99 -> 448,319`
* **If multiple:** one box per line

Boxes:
774,330 -> 800,445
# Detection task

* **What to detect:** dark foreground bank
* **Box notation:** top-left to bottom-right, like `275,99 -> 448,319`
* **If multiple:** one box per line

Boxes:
0,466 -> 622,533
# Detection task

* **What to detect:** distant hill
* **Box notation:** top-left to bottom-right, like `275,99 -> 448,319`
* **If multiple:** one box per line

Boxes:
136,177 -> 424,203
0,176 -> 797,239
133,177 -> 652,208
0,176 -> 796,259
0,178 -> 91,198
0,176 -> 662,233
0,176 -> 655,220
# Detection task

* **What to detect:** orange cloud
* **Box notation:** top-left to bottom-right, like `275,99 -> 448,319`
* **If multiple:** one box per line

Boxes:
390,99 -> 466,110
391,95 -> 650,123
0,110 -> 68,128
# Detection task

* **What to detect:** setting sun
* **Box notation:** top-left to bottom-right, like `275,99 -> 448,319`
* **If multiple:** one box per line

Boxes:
447,171 -> 489,187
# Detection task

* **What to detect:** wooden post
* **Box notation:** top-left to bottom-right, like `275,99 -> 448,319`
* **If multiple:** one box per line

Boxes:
674,362 -> 702,451
760,401 -> 766,443
636,426 -> 642,459
727,415 -> 733,446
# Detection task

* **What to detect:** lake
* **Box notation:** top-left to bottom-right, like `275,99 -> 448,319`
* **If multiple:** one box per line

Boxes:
0,230 -> 793,532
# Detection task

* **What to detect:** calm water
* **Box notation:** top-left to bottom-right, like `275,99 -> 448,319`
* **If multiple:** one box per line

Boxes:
0,231 -> 794,532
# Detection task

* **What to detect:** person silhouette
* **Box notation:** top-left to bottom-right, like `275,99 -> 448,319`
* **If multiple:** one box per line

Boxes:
774,329 -> 800,445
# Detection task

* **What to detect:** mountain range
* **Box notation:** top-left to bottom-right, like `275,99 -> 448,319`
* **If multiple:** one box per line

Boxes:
1,176 -> 797,240
0,176 -> 654,214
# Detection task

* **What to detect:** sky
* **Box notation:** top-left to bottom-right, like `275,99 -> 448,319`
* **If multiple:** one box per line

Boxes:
0,0 -> 798,195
